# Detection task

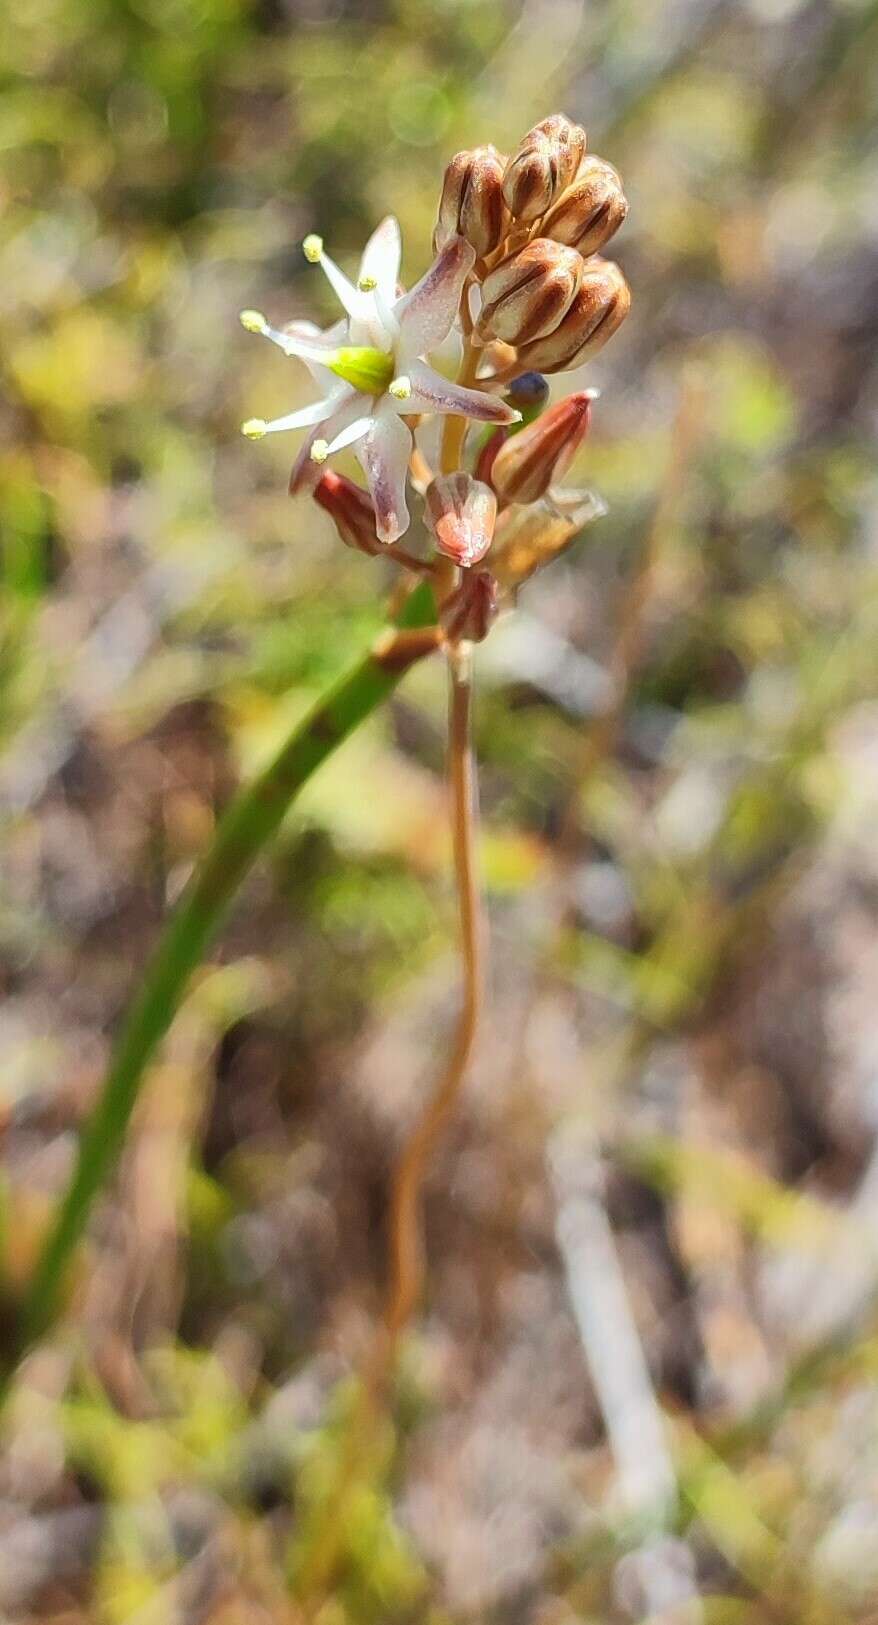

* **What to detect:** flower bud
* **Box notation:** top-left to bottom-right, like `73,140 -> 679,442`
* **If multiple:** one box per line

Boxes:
490,390 -> 595,505
505,370 -> 551,420
475,239 -> 583,347
425,473 -> 496,568
515,258 -> 630,373
541,156 -> 628,256
314,469 -> 383,557
441,569 -> 499,644
490,488 -> 606,588
502,114 -> 586,222
434,145 -> 510,259
473,374 -> 551,486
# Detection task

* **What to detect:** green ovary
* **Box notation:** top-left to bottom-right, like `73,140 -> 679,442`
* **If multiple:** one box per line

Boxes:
328,346 -> 396,395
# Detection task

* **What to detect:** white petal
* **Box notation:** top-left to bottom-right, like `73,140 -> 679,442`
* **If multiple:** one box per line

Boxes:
282,318 -> 345,387
394,236 -> 475,362
272,326 -> 338,366
348,310 -> 395,350
358,215 -> 402,303
289,391 -> 360,494
324,413 -> 375,456
258,397 -> 340,435
311,245 -> 371,323
402,360 -> 521,424
355,410 -> 412,544
427,323 -> 463,380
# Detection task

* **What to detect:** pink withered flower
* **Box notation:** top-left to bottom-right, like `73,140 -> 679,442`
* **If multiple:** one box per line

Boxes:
440,569 -> 499,643
425,473 -> 497,568
240,219 -> 519,544
314,469 -> 384,557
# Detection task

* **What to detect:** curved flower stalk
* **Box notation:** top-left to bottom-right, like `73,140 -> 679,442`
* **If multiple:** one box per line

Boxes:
240,219 -> 519,542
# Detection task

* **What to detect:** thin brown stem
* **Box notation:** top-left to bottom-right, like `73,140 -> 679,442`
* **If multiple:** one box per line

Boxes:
385,541 -> 435,576
408,444 -> 435,494
292,646 -> 485,1620
383,644 -> 483,1344
440,335 -> 481,474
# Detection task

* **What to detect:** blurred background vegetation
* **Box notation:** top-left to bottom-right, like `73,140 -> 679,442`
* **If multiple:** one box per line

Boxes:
2,0 -> 878,1617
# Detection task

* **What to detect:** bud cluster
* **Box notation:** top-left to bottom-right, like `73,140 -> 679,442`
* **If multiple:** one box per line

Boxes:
435,111 -> 630,374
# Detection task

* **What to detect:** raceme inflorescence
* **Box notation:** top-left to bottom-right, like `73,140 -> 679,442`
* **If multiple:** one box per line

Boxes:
240,111 -> 631,625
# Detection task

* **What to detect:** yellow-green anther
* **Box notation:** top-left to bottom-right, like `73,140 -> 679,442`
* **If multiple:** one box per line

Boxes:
240,309 -> 267,334
303,234 -> 324,263
326,345 -> 395,395
388,375 -> 412,401
310,438 -> 330,463
241,418 -> 267,439
358,275 -> 378,291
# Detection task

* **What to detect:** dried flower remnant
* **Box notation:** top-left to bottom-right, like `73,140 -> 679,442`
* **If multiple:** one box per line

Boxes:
435,146 -> 510,258
440,569 -> 499,643
425,473 -> 497,568
314,468 -> 385,556
490,488 -> 608,588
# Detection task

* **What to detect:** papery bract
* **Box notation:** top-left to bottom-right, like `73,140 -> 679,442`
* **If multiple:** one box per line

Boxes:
490,488 -> 607,587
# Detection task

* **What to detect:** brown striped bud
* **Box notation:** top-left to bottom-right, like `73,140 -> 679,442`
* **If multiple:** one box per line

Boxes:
441,569 -> 499,643
503,114 -> 586,221
490,488 -> 606,587
314,469 -> 383,556
475,239 -> 583,347
434,145 -> 510,258
491,390 -> 595,505
425,473 -> 496,568
541,156 -> 628,256
515,258 -> 630,373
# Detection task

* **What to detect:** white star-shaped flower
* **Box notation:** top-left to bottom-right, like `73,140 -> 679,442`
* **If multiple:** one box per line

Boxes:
240,217 -> 520,543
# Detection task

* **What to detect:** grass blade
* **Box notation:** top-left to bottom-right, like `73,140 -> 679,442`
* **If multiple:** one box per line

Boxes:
11,581 -> 437,1368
